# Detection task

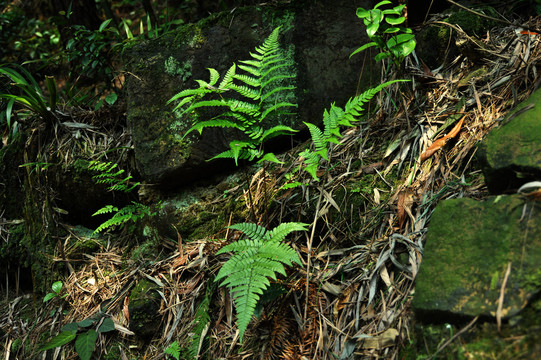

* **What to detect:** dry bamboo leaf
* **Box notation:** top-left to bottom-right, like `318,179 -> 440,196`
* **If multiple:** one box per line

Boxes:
355,328 -> 399,349
380,265 -> 392,288
421,116 -> 465,162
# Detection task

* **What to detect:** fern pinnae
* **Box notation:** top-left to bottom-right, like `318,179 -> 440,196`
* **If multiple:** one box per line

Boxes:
227,222 -> 268,242
219,64 -> 236,89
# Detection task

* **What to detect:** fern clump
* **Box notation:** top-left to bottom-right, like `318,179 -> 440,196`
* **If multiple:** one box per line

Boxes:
296,79 -> 408,181
168,26 -> 298,165
92,202 -> 154,234
215,222 -> 307,342
88,160 -> 139,192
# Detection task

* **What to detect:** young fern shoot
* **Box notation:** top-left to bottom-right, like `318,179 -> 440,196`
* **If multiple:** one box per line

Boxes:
167,26 -> 298,165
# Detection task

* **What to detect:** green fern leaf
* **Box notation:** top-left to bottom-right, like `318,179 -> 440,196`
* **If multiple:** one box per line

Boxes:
184,119 -> 243,137
219,64 -> 236,89
208,68 -> 220,86
215,221 -> 305,342
259,125 -> 297,142
264,222 -> 308,242
228,83 -> 260,100
233,74 -> 260,88
260,102 -> 296,121
237,63 -> 261,76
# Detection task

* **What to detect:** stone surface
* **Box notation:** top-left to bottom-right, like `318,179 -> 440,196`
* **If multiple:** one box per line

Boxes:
129,278 -> 162,340
123,0 -> 372,187
477,88 -> 541,194
413,195 -> 541,320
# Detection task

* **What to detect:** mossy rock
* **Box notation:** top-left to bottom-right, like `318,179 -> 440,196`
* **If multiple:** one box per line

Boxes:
477,87 -> 541,194
123,0 -> 375,187
413,195 -> 541,321
128,279 -> 162,340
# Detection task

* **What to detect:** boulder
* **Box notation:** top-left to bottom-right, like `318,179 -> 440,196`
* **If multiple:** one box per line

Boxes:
123,0 -> 373,187
477,88 -> 541,194
413,195 -> 541,321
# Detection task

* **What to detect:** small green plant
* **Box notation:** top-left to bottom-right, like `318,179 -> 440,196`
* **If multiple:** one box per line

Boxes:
291,79 -> 407,182
92,202 -> 154,234
87,160 -> 154,234
168,26 -> 297,165
39,316 -> 116,360
215,222 -> 307,342
0,63 -> 58,127
164,341 -> 181,360
43,280 -> 68,303
66,19 -> 120,85
88,160 -> 140,192
350,0 -> 416,68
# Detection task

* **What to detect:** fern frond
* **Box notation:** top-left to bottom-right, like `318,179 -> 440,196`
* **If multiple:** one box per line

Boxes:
260,102 -> 297,121
184,119 -> 242,137
92,205 -> 118,216
219,64 -> 236,89
228,83 -> 260,100
259,85 -> 296,103
299,149 -> 321,181
264,222 -> 308,242
226,223 -> 268,242
227,99 -> 260,115
237,63 -> 261,76
259,125 -> 297,142
233,74 -> 260,88
305,122 -> 325,152
209,144 -> 260,166
208,68 -> 220,86
343,79 -> 408,124
215,220 -> 305,342
322,106 -> 343,142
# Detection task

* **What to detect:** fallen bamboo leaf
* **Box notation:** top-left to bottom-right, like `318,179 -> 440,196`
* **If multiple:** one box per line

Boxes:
354,328 -> 399,349
421,116 -> 465,162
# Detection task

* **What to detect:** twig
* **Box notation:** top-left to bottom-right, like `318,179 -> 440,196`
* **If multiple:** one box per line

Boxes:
445,0 -> 541,33
429,316 -> 479,359
497,262 -> 512,333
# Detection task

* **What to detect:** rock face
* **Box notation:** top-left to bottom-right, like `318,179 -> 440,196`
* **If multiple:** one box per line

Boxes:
413,195 -> 541,320
123,0 -> 372,187
477,88 -> 541,194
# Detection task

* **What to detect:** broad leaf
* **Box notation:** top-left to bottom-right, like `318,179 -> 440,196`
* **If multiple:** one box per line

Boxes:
39,331 -> 77,351
75,330 -> 98,360
98,318 -> 116,333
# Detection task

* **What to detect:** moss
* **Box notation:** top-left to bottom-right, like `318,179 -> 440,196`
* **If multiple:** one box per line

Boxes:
164,56 -> 192,81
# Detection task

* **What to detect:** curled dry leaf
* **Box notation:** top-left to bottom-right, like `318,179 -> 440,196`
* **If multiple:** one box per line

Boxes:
421,116 -> 465,162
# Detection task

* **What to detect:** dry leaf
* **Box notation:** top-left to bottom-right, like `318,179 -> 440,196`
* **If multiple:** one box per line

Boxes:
421,116 -> 465,162
355,328 -> 399,349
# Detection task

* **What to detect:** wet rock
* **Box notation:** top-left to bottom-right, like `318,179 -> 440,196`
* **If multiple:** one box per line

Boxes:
413,195 -> 541,321
477,88 -> 541,194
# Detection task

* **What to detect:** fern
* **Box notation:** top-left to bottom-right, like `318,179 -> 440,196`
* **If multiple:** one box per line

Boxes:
92,202 -> 153,234
215,222 -> 307,342
88,160 -> 140,192
297,79 -> 408,181
168,26 -> 298,165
